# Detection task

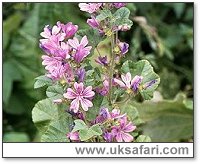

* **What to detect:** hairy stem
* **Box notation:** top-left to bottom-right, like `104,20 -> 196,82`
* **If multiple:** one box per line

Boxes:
108,33 -> 116,104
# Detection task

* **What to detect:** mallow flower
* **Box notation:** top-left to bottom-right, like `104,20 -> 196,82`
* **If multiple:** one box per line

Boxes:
114,72 -> 143,93
63,82 -> 95,113
60,22 -> 78,38
78,3 -> 102,13
68,36 -> 92,63
112,3 -> 127,8
111,116 -> 136,142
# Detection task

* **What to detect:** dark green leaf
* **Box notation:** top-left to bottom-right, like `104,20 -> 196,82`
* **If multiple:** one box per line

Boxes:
3,60 -> 22,104
46,84 -> 64,100
79,124 -> 102,141
130,93 -> 193,142
87,94 -> 104,121
76,28 -> 105,49
113,7 -> 133,27
34,75 -> 53,89
96,9 -> 112,22
72,119 -> 88,132
32,98 -> 73,142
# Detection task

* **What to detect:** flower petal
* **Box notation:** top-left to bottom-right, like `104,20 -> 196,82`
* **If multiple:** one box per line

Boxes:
116,133 -> 123,142
63,88 -> 76,99
83,86 -> 95,98
52,25 -> 61,35
114,78 -> 126,88
68,37 -> 80,49
121,73 -> 131,88
121,132 -> 133,142
80,98 -> 93,111
80,36 -> 88,47
123,122 -> 136,133
70,98 -> 80,113
74,82 -> 84,93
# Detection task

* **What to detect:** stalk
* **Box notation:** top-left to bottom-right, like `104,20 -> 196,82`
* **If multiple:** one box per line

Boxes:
108,32 -> 116,104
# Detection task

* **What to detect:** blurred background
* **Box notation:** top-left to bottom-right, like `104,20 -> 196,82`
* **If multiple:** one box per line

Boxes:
3,3 -> 193,142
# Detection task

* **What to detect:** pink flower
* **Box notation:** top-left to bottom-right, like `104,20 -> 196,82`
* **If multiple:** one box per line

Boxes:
118,24 -> 131,31
87,16 -> 100,29
46,63 -> 74,82
67,131 -> 80,141
63,82 -> 95,113
40,22 -> 65,43
68,36 -> 92,63
61,22 -> 78,38
95,56 -> 108,66
79,3 -> 102,13
112,3 -> 127,8
111,117 -> 136,142
114,72 -> 143,92
118,41 -> 129,55
96,80 -> 109,96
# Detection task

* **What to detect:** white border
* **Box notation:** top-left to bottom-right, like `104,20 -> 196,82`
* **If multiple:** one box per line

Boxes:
3,143 -> 194,158
1,0 -> 199,163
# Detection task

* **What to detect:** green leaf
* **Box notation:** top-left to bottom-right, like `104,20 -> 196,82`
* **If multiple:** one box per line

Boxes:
90,124 -> 102,135
3,12 -> 24,50
32,98 -> 73,142
79,124 -> 102,141
4,94 -> 25,115
96,9 -> 112,22
120,105 -> 144,126
122,60 -> 160,100
3,132 -> 30,142
113,7 -> 133,28
46,84 -> 64,100
128,93 -> 193,142
3,60 -> 22,104
72,119 -> 88,132
135,135 -> 151,142
76,28 -> 105,49
34,75 -> 53,89
173,3 -> 185,18
86,94 -> 104,121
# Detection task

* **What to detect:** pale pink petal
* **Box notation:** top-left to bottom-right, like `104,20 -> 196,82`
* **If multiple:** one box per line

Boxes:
123,122 -> 136,133
40,26 -> 51,38
58,33 -> 65,41
84,46 -> 92,54
80,36 -> 88,47
80,98 -> 93,111
68,37 -> 80,49
39,38 -> 48,44
74,82 -> 84,93
121,73 -> 131,88
63,88 -> 77,99
70,98 -> 80,113
121,132 -> 133,142
52,25 -> 61,35
116,133 -> 123,142
67,132 -> 79,141
79,3 -> 89,11
83,86 -> 95,98
114,78 -> 126,88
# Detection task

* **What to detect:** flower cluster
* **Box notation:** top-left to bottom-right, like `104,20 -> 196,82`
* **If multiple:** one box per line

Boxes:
94,108 -> 136,142
36,3 -> 159,143
40,21 -> 91,82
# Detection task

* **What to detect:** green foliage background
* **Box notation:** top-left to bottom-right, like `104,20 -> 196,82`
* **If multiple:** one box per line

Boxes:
3,3 -> 193,142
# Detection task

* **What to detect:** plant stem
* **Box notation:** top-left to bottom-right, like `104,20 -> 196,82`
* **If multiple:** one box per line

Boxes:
114,93 -> 132,105
108,33 -> 116,104
96,47 -> 102,57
